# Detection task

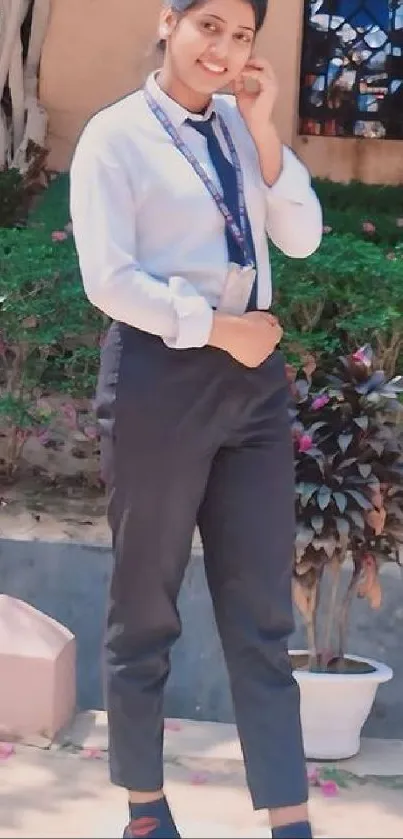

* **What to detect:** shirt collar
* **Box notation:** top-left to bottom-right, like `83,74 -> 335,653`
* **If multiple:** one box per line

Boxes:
145,71 -> 216,129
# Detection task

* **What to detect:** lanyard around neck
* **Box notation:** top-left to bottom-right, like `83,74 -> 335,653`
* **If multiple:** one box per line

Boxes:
144,89 -> 253,267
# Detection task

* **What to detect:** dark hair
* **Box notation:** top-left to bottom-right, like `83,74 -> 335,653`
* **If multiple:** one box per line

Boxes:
160,0 -> 268,40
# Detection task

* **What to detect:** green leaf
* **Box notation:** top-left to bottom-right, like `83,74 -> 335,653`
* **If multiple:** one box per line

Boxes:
305,450 -> 326,476
366,392 -> 381,404
348,510 -> 366,530
387,526 -> 403,543
306,447 -> 325,460
354,416 -> 369,431
388,503 -> 403,523
368,439 -> 384,457
338,433 -> 353,453
334,492 -> 347,514
313,535 -> 337,559
296,482 -> 317,497
340,457 -> 358,470
356,371 -> 386,394
308,421 -> 327,434
311,515 -> 324,533
295,524 -> 315,558
346,489 -> 373,510
358,464 -> 372,479
388,376 -> 403,393
295,379 -> 309,400
318,486 -> 332,510
297,483 -> 319,507
327,375 -> 343,387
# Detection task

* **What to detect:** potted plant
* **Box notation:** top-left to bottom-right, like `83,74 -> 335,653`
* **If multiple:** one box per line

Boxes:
288,345 -> 403,759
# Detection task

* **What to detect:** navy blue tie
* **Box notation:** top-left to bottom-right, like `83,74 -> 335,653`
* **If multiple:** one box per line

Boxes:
186,115 -> 258,311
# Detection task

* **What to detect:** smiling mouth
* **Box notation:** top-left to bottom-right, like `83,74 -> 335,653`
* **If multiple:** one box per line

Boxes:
198,60 -> 227,75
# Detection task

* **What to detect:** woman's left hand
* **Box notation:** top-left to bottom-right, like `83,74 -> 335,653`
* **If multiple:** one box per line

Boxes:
234,57 -> 278,144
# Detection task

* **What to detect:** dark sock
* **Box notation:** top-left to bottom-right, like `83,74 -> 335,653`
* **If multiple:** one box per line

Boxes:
123,797 -> 181,838
272,821 -> 312,839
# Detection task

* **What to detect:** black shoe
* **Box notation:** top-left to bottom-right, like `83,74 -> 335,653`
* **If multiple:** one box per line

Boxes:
123,797 -> 181,838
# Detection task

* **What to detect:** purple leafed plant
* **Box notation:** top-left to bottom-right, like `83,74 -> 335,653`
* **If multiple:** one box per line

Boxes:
289,345 -> 403,672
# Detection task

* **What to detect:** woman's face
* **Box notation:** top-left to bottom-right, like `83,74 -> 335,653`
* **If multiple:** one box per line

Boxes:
160,0 -> 257,95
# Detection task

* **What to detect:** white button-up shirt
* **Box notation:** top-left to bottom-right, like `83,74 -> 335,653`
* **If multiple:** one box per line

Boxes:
70,72 -> 323,349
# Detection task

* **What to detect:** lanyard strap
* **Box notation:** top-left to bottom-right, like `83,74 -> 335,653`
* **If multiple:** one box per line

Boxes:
144,89 -> 253,266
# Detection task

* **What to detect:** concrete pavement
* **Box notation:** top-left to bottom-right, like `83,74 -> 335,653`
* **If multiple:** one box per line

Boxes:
1,715 -> 403,838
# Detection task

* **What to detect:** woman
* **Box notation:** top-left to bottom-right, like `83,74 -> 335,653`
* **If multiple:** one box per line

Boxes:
70,1 -> 323,837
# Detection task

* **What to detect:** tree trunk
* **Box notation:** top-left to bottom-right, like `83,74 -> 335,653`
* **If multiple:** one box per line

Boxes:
9,32 -> 25,154
0,106 -> 8,167
337,562 -> 361,669
0,0 -> 50,171
13,0 -> 51,171
0,0 -> 28,98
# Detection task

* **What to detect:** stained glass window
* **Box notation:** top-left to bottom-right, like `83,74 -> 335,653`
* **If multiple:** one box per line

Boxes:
299,1 -> 403,139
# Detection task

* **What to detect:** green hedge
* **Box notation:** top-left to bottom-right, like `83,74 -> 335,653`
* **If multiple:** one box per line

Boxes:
313,179 -> 402,215
0,226 -> 104,401
272,231 -> 403,375
0,169 -> 31,228
315,179 -> 403,249
271,179 -> 403,374
1,170 -> 402,478
30,174 -> 71,233
1,173 -> 402,413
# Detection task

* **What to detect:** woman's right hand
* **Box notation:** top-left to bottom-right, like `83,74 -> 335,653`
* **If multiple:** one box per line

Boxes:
208,311 -> 283,368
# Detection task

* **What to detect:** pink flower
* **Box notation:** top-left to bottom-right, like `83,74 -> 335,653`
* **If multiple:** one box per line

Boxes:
320,780 -> 339,797
323,225 -> 333,234
84,425 -> 98,441
312,394 -> 330,411
298,435 -> 313,453
61,402 -> 77,429
307,764 -> 339,797
52,230 -> 68,242
190,771 -> 209,785
307,766 -> 320,786
352,347 -> 371,367
37,429 -> 51,445
82,748 -> 103,760
362,221 -> 376,234
164,719 -> 182,732
0,743 -> 15,760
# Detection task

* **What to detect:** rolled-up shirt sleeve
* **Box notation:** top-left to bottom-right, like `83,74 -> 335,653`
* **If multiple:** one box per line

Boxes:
264,146 -> 323,259
70,120 -> 213,349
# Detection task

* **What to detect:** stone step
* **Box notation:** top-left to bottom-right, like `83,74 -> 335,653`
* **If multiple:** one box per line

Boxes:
61,711 -> 403,778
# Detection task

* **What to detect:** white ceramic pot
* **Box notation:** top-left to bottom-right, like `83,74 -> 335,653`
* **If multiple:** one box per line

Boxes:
291,650 -> 393,760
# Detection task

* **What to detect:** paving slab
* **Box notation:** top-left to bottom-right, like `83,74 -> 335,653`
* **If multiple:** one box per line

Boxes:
63,713 -> 243,761
1,744 -> 403,838
333,736 -> 403,777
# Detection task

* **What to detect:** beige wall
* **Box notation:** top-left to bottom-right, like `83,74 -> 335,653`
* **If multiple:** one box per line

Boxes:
295,135 -> 403,185
40,0 -> 402,183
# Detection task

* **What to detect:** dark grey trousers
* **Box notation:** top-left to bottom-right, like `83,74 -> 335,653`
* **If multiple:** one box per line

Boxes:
95,321 -> 308,811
